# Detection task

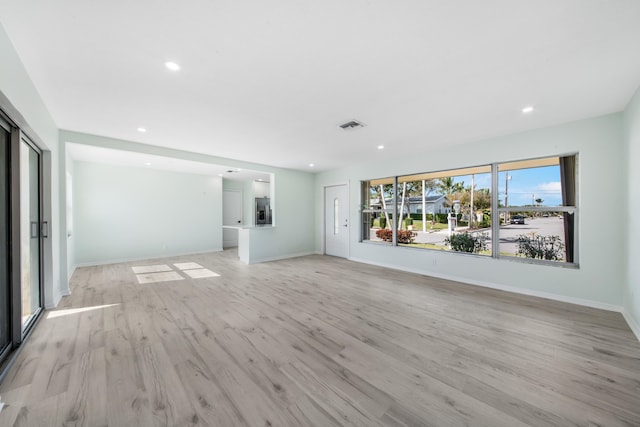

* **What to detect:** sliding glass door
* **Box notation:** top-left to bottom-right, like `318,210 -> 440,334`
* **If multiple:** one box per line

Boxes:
0,116 -> 44,374
0,121 -> 10,363
20,139 -> 42,331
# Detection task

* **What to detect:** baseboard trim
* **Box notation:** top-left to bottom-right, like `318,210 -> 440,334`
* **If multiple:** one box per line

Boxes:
45,294 -> 62,310
248,251 -> 317,264
348,256 -> 623,313
74,248 -> 224,268
45,286 -> 72,310
622,309 -> 640,342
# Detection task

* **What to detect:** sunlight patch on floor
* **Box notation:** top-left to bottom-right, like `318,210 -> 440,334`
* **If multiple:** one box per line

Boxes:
131,264 -> 172,274
183,269 -> 220,279
47,303 -> 121,319
136,271 -> 184,284
173,262 -> 203,270
132,261 -> 220,283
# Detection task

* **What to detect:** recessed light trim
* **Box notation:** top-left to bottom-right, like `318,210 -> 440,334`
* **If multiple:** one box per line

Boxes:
137,127 -> 147,133
377,145 -> 384,150
522,106 -> 534,114
309,163 -> 315,168
165,61 -> 180,71
144,162 -> 151,166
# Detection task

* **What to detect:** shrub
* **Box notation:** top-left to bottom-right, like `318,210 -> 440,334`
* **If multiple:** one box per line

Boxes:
373,217 -> 386,228
375,228 -> 392,241
516,233 -> 564,260
397,229 -> 417,243
444,232 -> 488,253
435,213 -> 449,224
375,229 -> 417,243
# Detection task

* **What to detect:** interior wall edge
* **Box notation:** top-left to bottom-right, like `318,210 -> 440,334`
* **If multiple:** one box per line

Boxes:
622,309 -> 640,343
60,129 -> 299,176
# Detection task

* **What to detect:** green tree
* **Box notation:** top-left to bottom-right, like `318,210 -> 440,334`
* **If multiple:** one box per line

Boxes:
437,177 -> 465,208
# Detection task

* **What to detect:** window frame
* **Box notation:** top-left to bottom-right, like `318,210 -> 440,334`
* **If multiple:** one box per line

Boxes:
360,153 -> 579,268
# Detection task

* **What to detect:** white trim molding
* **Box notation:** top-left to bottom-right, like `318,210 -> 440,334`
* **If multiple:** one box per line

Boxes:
622,310 -> 640,343
349,256 -> 624,313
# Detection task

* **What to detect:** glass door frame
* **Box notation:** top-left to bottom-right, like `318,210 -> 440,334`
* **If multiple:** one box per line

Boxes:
0,115 -> 11,367
11,127 -> 45,341
0,120 -> 45,377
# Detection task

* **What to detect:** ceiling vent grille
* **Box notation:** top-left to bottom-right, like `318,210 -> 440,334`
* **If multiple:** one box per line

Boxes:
339,120 -> 365,130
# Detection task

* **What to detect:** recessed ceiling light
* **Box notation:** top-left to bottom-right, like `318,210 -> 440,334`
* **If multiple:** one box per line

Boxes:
144,162 -> 151,166
218,173 -> 224,177
377,145 -> 384,150
137,127 -> 147,133
522,106 -> 534,114
309,163 -> 315,168
165,61 -> 180,71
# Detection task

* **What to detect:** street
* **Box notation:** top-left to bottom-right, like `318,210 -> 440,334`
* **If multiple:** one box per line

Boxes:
371,216 -> 566,257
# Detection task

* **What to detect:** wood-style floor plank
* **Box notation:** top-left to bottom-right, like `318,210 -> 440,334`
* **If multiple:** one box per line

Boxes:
1,250 -> 640,426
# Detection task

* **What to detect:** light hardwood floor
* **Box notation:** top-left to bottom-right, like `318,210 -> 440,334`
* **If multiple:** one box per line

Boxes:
1,250 -> 640,426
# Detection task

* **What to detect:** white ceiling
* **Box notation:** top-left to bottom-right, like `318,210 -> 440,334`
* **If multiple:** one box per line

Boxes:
2,1 -> 640,172
67,143 -> 271,183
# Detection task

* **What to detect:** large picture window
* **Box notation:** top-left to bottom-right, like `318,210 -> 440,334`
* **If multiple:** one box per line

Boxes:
361,155 -> 578,266
496,156 -> 576,263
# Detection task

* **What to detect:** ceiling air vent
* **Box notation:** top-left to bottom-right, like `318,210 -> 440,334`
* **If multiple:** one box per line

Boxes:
339,120 -> 365,130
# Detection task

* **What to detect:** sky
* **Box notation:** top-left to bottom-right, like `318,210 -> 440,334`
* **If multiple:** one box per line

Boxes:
452,165 -> 563,207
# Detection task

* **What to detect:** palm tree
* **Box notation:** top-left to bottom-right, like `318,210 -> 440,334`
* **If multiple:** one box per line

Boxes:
437,177 -> 465,208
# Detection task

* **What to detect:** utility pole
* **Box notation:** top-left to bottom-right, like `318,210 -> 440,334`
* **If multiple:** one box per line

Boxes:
505,173 -> 511,223
470,174 -> 475,228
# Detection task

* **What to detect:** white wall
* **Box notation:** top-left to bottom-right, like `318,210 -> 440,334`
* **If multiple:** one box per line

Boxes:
62,130 -> 316,269
240,170 -> 315,263
315,113 -> 626,309
0,23 -> 62,307
73,161 -> 223,265
623,87 -> 640,337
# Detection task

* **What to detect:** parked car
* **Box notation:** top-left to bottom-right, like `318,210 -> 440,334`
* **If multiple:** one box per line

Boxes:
510,215 -> 525,224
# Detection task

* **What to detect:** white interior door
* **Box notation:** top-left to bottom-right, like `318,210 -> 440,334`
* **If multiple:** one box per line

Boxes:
325,184 -> 349,258
223,190 -> 242,248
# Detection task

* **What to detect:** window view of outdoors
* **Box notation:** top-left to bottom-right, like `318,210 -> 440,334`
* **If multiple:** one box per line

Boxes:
361,155 -> 577,265
362,178 -> 395,245
498,156 -> 576,263
363,166 -> 492,254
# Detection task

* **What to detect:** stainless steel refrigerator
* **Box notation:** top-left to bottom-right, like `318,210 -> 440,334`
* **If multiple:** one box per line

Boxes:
256,197 -> 272,225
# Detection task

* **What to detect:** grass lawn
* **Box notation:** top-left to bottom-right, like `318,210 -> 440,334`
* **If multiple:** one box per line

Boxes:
408,221 -> 448,231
